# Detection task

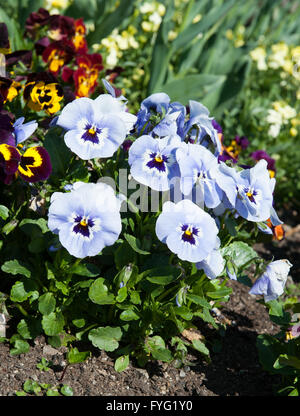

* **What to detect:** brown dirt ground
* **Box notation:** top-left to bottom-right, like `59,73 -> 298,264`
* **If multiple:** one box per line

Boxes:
0,210 -> 299,397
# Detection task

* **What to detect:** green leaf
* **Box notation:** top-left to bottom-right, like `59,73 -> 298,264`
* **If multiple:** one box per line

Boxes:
19,218 -> 49,235
119,309 -> 139,321
206,287 -> 232,299
46,389 -> 61,396
2,219 -> 18,235
142,266 -> 181,285
172,0 -> 235,49
0,205 -> 9,220
274,354 -> 300,371
221,241 -> 258,270
88,278 -> 115,305
192,339 -> 210,360
124,234 -> 150,255
2,259 -> 31,278
116,286 -> 127,303
147,335 -> 165,350
67,347 -> 90,365
38,293 -> 56,315
256,334 -> 281,374
10,339 -> 30,355
114,241 -> 137,270
60,385 -> 73,396
151,348 -> 173,363
158,74 -> 226,105
186,294 -> 211,309
88,326 -> 122,352
115,355 -> 129,372
43,127 -> 72,177
67,262 -> 100,277
42,311 -> 64,336
10,281 -> 38,303
17,320 -> 32,340
173,306 -> 193,320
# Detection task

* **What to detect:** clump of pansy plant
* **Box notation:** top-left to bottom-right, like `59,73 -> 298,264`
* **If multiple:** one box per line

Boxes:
0,77 -> 293,372
22,8 -> 121,99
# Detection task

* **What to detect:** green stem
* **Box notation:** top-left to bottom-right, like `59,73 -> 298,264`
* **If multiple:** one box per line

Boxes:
15,304 -> 29,317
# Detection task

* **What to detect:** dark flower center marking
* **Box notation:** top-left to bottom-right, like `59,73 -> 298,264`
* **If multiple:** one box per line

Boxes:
181,224 -> 199,245
73,215 -> 94,238
244,187 -> 258,204
81,124 -> 102,144
146,152 -> 169,172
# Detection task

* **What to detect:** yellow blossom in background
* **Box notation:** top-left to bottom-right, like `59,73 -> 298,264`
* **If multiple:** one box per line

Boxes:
192,14 -> 202,24
250,46 -> 267,70
225,29 -> 234,40
44,0 -> 71,14
226,25 -> 245,48
268,42 -> 289,69
168,30 -> 178,41
97,26 -> 139,68
290,127 -> 298,137
266,101 -> 297,138
139,1 -> 165,32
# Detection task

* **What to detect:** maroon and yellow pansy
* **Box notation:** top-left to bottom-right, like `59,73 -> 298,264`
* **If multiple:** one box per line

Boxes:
0,143 -> 51,183
42,40 -> 75,75
71,19 -> 88,54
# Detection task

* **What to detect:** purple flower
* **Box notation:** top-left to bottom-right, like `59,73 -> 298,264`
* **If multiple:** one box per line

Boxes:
251,150 -> 276,175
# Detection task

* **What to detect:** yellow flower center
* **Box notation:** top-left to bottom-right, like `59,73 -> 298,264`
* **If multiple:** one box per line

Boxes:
155,155 -> 163,163
88,127 -> 97,135
80,219 -> 88,227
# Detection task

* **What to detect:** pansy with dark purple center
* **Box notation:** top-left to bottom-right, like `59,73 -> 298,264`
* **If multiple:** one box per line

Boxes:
128,134 -> 181,191
56,94 -> 137,160
216,160 -> 275,222
48,182 -> 123,258
176,142 -> 223,209
155,199 -> 219,263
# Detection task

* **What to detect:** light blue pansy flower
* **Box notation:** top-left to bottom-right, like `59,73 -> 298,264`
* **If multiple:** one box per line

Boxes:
128,134 -> 182,191
48,182 -> 122,258
56,94 -> 137,160
13,117 -> 38,145
135,92 -> 171,134
249,259 -> 292,302
155,199 -> 219,263
176,142 -> 223,209
196,237 -> 225,279
216,160 -> 275,222
184,100 -> 222,155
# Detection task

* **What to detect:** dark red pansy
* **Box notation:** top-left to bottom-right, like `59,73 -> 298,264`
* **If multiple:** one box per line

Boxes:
25,8 -> 51,39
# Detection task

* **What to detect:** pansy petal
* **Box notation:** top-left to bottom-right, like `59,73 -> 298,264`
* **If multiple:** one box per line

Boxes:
0,143 -> 21,174
56,97 -> 94,130
18,146 -> 51,182
14,119 -> 38,145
